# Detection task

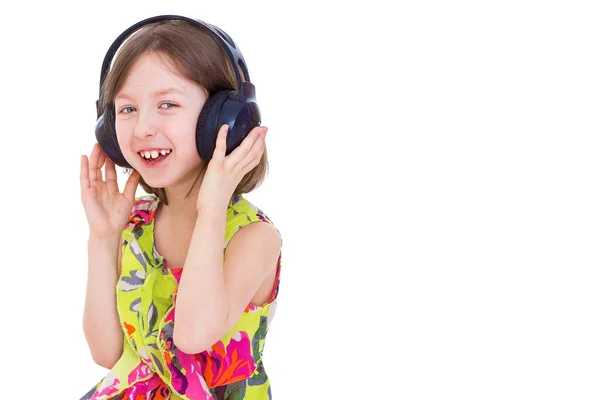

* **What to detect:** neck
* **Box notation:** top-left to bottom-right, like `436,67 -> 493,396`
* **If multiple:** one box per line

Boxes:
160,176 -> 202,222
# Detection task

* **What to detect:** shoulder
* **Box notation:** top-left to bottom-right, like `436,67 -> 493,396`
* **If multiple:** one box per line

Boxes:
124,195 -> 159,229
226,220 -> 280,253
225,195 -> 282,253
225,195 -> 281,244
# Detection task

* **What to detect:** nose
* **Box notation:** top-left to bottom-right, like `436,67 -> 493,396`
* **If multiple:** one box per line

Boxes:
132,111 -> 159,139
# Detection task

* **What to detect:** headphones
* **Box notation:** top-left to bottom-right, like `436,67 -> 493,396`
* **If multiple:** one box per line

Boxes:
95,15 -> 261,168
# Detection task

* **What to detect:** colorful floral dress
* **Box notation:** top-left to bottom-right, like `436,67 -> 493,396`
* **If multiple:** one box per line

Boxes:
80,194 -> 282,400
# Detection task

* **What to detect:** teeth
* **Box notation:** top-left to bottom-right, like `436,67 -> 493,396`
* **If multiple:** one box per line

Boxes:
139,149 -> 171,159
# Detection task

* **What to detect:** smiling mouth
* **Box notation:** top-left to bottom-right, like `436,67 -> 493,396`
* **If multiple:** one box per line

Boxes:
139,149 -> 172,164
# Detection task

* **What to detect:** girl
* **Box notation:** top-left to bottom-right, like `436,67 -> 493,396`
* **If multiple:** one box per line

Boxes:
79,16 -> 282,400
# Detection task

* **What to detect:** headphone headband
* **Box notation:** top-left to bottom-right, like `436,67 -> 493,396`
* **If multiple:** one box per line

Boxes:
98,15 -> 250,101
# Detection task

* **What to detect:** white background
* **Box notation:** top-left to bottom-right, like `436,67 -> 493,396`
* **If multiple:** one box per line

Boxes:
0,0 -> 599,399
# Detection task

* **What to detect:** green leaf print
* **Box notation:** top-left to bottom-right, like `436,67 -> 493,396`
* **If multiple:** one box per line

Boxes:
252,316 -> 268,360
133,226 -> 144,239
130,297 -> 141,313
248,360 -> 268,386
211,380 -> 246,400
151,353 -> 164,375
249,316 -> 269,387
146,302 -> 158,335
144,251 -> 160,268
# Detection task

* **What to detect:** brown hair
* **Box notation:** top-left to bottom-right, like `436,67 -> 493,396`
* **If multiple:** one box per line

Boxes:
99,19 -> 268,205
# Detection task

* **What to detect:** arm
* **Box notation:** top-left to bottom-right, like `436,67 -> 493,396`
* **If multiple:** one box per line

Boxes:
173,208 -> 281,354
82,234 -> 124,369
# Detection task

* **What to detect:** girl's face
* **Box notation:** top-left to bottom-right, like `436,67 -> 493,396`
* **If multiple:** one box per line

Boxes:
114,52 -> 208,190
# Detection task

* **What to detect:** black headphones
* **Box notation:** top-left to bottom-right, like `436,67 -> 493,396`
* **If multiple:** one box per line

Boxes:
95,15 -> 261,168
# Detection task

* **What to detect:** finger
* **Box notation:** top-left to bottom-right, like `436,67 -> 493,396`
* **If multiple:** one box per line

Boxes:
80,155 -> 90,194
212,124 -> 229,162
105,157 -> 116,182
239,130 -> 267,173
105,158 -> 118,193
89,144 -> 99,183
97,150 -> 107,181
226,126 -> 264,167
123,170 -> 141,202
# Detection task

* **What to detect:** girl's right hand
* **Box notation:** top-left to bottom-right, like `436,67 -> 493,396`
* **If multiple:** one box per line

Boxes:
80,143 -> 141,239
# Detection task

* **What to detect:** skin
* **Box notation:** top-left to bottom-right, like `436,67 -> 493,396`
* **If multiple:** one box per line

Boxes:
81,51 -> 281,356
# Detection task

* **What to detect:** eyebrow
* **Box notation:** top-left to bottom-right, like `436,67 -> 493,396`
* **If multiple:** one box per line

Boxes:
115,87 -> 186,101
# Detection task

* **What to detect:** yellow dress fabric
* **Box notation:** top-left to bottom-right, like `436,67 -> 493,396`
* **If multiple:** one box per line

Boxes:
80,194 -> 282,400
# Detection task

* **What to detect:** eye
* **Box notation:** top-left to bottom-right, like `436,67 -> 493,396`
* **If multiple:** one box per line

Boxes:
119,106 -> 136,114
160,102 -> 178,109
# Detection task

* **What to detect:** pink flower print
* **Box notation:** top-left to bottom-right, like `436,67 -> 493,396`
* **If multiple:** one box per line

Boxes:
128,361 -> 153,385
198,331 -> 255,388
90,372 -> 120,399
174,350 -> 213,399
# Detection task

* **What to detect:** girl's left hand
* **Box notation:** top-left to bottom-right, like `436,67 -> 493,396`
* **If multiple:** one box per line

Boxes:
197,124 -> 267,211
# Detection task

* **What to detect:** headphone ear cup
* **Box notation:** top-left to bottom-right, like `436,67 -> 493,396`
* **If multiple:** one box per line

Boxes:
196,91 -> 233,162
196,90 -> 261,163
95,107 -> 131,168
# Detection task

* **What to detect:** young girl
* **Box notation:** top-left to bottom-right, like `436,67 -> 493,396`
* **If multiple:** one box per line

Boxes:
79,15 -> 282,400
